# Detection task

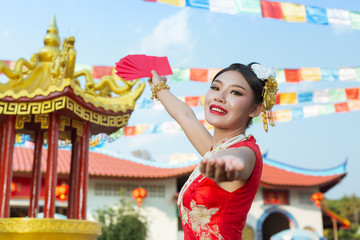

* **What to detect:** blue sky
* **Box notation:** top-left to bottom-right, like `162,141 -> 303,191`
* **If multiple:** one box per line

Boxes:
1,0 -> 360,199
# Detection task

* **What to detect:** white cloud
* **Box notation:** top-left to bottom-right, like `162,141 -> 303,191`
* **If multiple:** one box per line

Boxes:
139,9 -> 194,58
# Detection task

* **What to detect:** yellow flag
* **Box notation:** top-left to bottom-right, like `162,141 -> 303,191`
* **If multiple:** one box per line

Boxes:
135,124 -> 149,135
301,68 -> 321,81
275,109 -> 292,122
158,0 -> 185,7
199,96 -> 205,106
281,2 -> 306,22
280,92 -> 298,105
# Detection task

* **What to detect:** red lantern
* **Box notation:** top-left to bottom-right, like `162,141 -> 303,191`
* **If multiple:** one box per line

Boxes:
56,184 -> 69,201
132,187 -> 147,207
311,192 -> 324,207
11,182 -> 17,198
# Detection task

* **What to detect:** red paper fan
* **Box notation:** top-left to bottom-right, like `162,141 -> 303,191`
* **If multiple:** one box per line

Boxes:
115,54 -> 172,81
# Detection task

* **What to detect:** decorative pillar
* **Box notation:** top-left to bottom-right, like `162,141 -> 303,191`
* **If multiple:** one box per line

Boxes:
0,123 -> 4,168
28,130 -> 44,218
67,129 -> 80,219
75,121 -> 90,220
0,115 -> 16,218
43,112 -> 59,218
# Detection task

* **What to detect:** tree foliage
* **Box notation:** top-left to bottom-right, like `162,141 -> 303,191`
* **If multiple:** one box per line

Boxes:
94,193 -> 148,240
323,194 -> 360,240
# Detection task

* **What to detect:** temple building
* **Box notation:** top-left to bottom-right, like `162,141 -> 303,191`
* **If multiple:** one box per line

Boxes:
9,145 -> 348,240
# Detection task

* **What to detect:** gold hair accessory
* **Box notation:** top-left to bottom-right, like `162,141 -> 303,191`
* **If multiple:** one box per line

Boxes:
262,77 -> 278,132
151,81 -> 170,100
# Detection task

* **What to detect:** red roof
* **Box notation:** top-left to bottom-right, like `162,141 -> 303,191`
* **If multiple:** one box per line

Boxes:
12,147 -> 194,179
261,164 -> 345,189
12,147 -> 346,189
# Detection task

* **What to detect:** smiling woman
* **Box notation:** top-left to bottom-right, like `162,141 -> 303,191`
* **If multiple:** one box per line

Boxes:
147,63 -> 278,240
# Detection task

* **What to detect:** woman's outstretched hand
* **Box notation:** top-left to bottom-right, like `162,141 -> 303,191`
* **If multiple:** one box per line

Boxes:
199,155 -> 245,183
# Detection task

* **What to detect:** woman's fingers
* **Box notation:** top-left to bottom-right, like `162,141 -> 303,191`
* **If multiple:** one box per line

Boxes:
214,159 -> 226,182
199,158 -> 208,175
205,158 -> 216,179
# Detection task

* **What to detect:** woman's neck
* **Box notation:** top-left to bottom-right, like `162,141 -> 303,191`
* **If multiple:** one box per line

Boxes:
212,127 -> 246,147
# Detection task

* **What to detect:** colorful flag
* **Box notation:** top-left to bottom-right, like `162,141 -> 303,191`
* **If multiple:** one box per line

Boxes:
321,68 -> 339,82
356,67 -> 360,81
199,96 -> 205,106
306,5 -> 328,25
274,69 -> 286,83
185,96 -> 200,107
93,66 -> 114,79
313,89 -> 330,103
329,89 -> 347,102
339,67 -> 357,81
303,105 -> 319,118
210,0 -> 237,14
170,68 -> 190,82
124,126 -> 136,136
291,108 -> 304,120
318,104 -> 335,115
186,0 -> 209,9
284,69 -> 301,83
327,8 -> 351,25
350,11 -> 360,30
260,0 -> 283,19
348,100 -> 360,111
275,109 -> 292,122
158,0 -> 186,7
190,68 -> 208,82
298,92 -> 313,103
135,124 -> 149,135
334,102 -> 349,112
234,0 -> 261,14
279,92 -> 297,105
301,68 -> 321,81
281,2 -> 306,22
345,88 -> 359,100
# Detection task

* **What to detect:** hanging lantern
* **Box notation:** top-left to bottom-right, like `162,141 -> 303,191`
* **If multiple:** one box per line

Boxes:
56,184 -> 69,201
311,192 -> 324,207
132,187 -> 147,207
10,182 -> 17,198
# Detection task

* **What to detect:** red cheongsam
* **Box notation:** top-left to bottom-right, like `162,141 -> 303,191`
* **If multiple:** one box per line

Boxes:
179,136 -> 263,240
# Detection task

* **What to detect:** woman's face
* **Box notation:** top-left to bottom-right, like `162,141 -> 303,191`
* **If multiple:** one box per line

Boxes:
204,70 -> 261,131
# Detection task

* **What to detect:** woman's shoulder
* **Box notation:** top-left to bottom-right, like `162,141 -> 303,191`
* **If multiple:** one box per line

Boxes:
230,135 -> 257,147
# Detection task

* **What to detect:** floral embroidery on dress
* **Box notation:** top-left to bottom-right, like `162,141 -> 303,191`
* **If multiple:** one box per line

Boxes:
181,200 -> 224,240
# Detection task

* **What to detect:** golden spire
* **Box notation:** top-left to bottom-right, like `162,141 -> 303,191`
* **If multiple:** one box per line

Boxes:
38,15 -> 61,62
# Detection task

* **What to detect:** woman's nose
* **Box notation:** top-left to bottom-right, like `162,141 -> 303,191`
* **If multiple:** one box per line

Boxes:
214,91 -> 225,103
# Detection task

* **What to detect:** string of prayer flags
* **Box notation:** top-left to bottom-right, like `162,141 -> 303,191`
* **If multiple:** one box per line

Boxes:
109,100 -> 360,139
134,87 -> 360,110
144,0 -> 360,31
2,60 -> 360,84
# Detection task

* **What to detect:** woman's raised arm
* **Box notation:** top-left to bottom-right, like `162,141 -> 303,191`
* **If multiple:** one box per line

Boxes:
148,70 -> 213,155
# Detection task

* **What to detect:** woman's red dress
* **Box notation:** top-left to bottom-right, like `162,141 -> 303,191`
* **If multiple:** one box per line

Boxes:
178,136 -> 263,240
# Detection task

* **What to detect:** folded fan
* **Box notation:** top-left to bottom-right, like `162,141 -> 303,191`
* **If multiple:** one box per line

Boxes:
115,54 -> 172,81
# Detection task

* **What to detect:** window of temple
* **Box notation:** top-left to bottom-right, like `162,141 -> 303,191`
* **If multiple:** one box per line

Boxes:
263,189 -> 289,205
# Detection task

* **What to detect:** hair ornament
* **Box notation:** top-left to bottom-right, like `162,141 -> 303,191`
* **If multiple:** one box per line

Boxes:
251,63 -> 278,132
251,63 -> 276,81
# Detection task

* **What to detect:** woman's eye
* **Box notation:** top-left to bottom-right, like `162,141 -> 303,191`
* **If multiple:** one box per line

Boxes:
210,86 -> 219,91
231,90 -> 242,96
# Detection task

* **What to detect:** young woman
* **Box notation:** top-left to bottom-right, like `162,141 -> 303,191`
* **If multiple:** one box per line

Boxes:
148,63 -> 278,240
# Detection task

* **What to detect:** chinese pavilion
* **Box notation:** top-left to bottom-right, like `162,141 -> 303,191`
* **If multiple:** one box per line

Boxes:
0,16 -> 144,239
